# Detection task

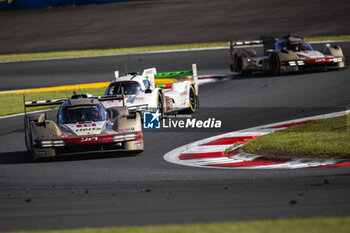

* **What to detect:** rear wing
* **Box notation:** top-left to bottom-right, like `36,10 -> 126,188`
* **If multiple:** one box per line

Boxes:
24,94 -> 124,108
229,36 -> 276,56
25,94 -> 148,116
96,95 -> 148,112
24,98 -> 66,108
143,64 -> 198,95
24,93 -> 142,112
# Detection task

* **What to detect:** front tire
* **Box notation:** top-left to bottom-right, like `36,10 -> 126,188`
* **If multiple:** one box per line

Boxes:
230,63 -> 234,72
234,53 -> 245,75
24,116 -> 33,157
271,53 -> 280,75
188,85 -> 198,113
157,92 -> 165,115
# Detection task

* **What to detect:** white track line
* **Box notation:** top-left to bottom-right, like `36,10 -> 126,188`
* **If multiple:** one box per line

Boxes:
0,109 -> 53,120
163,110 -> 349,169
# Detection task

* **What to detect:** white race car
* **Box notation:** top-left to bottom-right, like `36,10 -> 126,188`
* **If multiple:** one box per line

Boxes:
102,64 -> 199,114
24,94 -> 144,160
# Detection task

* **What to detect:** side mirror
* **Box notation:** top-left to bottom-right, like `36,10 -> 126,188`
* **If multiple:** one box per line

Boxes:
145,88 -> 153,94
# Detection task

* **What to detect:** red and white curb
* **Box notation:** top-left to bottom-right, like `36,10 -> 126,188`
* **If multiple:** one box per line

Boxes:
163,111 -> 350,169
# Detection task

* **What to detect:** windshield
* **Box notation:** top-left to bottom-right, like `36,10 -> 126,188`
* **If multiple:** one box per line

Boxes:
275,41 -> 313,52
106,81 -> 141,95
286,42 -> 313,52
59,104 -> 106,124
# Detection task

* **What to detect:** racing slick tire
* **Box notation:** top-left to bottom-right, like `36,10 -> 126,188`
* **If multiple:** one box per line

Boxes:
233,49 -> 256,75
230,63 -> 234,72
234,53 -> 246,75
188,85 -> 198,113
157,91 -> 165,116
24,117 -> 33,157
270,52 -> 281,75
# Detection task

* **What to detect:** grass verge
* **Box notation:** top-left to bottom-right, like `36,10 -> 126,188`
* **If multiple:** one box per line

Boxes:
243,114 -> 350,159
1,88 -> 106,117
0,42 -> 227,63
8,217 -> 350,233
224,143 -> 239,154
1,35 -> 349,62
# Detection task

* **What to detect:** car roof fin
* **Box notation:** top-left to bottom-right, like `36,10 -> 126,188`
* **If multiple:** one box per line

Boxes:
114,71 -> 119,81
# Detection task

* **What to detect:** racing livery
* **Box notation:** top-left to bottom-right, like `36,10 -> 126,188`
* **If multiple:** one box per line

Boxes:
24,94 -> 143,160
103,64 -> 199,114
229,35 -> 345,75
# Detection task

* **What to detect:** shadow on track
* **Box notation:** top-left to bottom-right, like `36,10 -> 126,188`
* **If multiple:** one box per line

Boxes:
0,151 -> 32,164
231,68 -> 346,80
0,151 -> 141,165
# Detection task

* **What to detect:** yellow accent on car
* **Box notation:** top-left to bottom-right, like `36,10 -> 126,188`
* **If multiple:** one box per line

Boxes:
189,85 -> 195,112
0,78 -> 191,95
0,82 -> 110,95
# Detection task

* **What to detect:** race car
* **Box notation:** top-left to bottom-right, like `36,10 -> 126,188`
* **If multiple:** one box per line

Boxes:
24,93 -> 143,160
102,64 -> 199,114
229,35 -> 345,75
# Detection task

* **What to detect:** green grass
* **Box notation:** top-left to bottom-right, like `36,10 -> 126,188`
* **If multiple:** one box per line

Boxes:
243,114 -> 350,159
224,143 -> 239,154
8,217 -> 350,233
0,42 -> 227,62
1,35 -> 349,62
1,88 -> 106,116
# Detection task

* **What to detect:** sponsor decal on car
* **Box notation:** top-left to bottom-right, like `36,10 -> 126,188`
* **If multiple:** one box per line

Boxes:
81,137 -> 98,142
120,127 -> 135,132
105,130 -> 116,135
75,127 -> 102,133
297,51 -> 325,59
134,142 -> 142,147
76,123 -> 97,127
60,133 -> 72,139
65,122 -> 105,136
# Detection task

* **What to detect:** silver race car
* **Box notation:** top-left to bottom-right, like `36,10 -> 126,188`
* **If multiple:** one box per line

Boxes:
230,35 -> 345,75
24,94 -> 143,160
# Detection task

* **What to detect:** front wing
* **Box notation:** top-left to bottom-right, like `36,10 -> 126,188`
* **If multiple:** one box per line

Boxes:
31,132 -> 143,159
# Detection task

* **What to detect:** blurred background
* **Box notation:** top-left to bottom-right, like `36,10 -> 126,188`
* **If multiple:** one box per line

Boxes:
1,0 -> 350,54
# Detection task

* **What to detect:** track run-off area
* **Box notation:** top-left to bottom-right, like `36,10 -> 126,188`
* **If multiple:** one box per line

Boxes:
0,42 -> 350,231
164,111 -> 350,169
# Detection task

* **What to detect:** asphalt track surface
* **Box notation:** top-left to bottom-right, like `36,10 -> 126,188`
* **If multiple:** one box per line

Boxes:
0,43 -> 350,231
1,0 -> 350,54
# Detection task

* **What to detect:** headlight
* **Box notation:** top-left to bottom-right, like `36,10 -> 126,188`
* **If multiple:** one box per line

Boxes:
288,61 -> 297,66
41,140 -> 66,147
112,133 -> 138,142
112,135 -> 125,142
333,57 -> 343,62
297,61 -> 305,65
